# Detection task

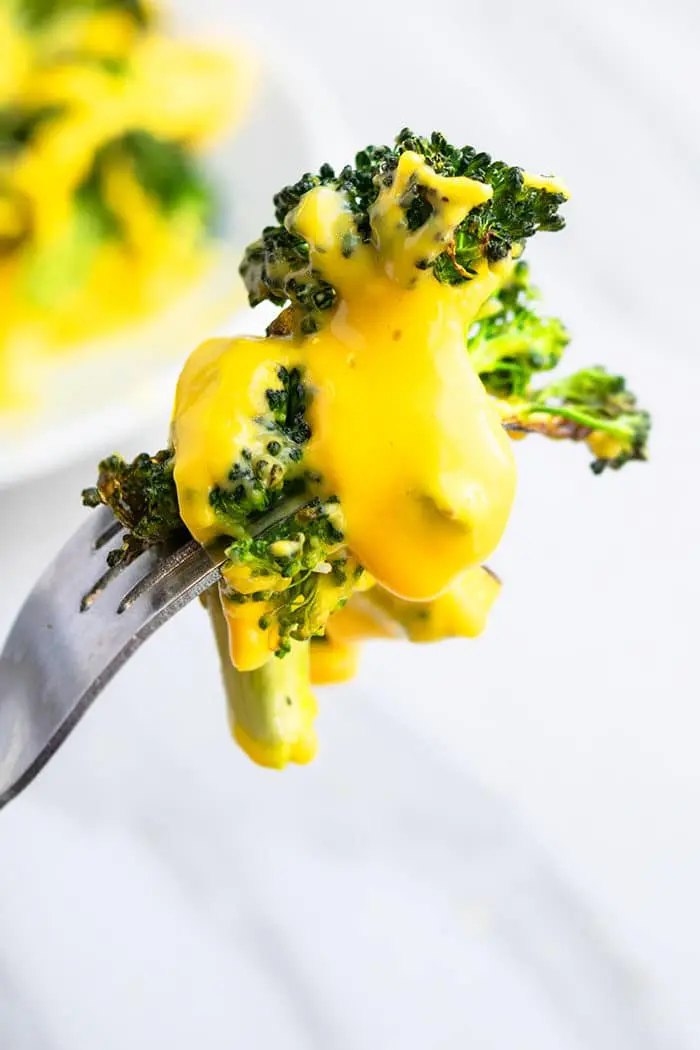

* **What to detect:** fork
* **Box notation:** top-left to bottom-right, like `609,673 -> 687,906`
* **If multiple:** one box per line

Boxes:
0,506 -> 226,810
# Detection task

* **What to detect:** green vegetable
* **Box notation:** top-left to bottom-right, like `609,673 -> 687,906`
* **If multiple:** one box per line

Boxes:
240,128 -> 568,330
467,260 -> 570,397
81,450 -> 186,566
198,361 -> 359,656
501,366 -> 651,473
18,0 -> 150,32
206,588 -> 316,767
222,498 -> 361,656
207,364 -> 311,531
21,191 -> 113,306
106,131 -> 215,222
468,262 -> 650,471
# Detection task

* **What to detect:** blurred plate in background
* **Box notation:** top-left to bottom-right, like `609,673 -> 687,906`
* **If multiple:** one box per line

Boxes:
0,42 -> 349,490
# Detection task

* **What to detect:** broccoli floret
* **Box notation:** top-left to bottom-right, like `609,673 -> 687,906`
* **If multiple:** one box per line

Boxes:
240,128 -> 568,328
81,449 -> 186,566
223,498 -> 361,655
224,498 -> 343,582
500,367 -> 650,473
82,126 -> 651,774
207,365 -> 312,532
21,193 -> 116,307
203,362 -> 357,656
82,362 -> 353,657
107,131 -> 215,223
467,261 -> 570,397
80,130 -> 215,232
466,263 -> 650,471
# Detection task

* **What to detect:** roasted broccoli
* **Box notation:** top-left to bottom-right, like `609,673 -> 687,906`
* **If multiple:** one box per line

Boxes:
82,449 -> 185,566
241,128 -> 568,334
84,128 -> 651,769
207,363 -> 312,529
468,261 -> 650,471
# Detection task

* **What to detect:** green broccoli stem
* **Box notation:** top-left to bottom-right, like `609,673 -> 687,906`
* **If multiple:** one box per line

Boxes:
205,588 -> 316,768
522,402 -> 636,443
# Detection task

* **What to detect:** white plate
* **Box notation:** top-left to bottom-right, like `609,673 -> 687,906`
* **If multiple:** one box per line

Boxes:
0,39 -> 350,489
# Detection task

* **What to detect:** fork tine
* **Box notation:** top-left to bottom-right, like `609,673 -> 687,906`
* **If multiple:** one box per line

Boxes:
93,518 -> 124,550
116,539 -> 202,614
79,559 -> 132,612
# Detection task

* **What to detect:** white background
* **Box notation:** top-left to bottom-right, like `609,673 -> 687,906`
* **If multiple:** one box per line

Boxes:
1,1 -> 699,1047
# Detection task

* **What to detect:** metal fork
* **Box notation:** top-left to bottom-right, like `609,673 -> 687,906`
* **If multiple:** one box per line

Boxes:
0,506 -> 226,810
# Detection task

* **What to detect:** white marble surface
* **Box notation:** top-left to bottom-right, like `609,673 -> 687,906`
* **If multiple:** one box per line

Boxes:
1,0 -> 699,1047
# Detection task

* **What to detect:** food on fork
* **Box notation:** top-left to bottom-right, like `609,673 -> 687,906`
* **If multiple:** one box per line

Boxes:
83,129 -> 650,770
0,0 -> 253,405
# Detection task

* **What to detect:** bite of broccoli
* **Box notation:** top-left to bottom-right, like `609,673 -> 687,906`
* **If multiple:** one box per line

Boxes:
82,127 -> 651,769
196,358 -> 364,657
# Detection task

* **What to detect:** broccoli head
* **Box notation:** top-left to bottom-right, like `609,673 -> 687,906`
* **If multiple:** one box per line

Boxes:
240,127 -> 569,334
467,262 -> 650,471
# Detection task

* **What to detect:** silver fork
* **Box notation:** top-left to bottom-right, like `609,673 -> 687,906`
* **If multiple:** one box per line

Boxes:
0,506 -> 226,810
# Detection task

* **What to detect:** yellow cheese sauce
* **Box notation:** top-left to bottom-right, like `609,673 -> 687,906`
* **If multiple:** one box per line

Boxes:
309,637 -> 360,686
522,171 -> 571,199
174,279 -> 516,597
173,336 -> 296,545
310,566 -> 501,685
328,566 -> 501,645
303,271 -> 516,600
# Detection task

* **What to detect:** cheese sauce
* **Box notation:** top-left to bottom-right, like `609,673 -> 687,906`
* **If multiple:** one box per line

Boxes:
328,565 -> 501,645
303,271 -> 516,600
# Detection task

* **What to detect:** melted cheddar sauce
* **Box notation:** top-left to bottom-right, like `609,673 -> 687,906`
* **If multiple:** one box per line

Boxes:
172,151 -> 525,767
309,636 -> 360,686
328,565 -> 501,646
303,272 -> 516,600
